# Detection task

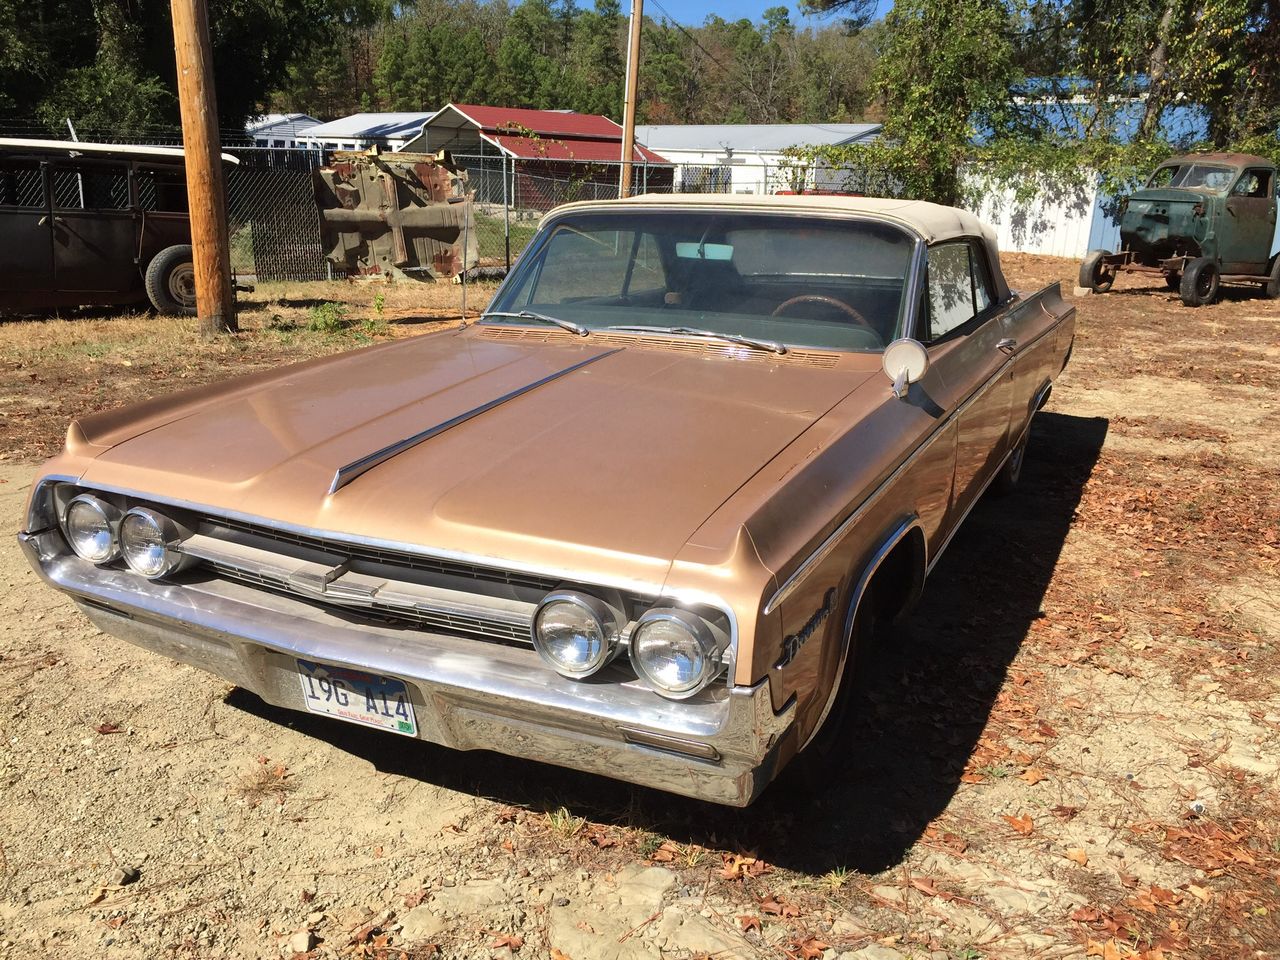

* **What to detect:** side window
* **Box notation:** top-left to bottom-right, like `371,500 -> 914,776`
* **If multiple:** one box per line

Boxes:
926,240 -> 995,340
927,242 -> 975,339
51,162 -> 130,211
0,159 -> 44,208
135,166 -> 189,213
1231,169 -> 1271,199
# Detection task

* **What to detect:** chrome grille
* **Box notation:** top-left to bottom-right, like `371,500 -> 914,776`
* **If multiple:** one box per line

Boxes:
186,517 -> 654,650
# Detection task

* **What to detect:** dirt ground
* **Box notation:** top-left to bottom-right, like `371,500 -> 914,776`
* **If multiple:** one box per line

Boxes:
0,256 -> 1276,960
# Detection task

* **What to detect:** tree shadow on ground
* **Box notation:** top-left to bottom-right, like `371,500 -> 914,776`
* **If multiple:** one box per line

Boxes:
227,411 -> 1108,876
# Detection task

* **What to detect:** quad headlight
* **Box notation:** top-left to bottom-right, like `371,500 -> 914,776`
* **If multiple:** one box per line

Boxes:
120,507 -> 188,579
531,590 -> 624,679
629,607 -> 729,700
63,494 -> 123,564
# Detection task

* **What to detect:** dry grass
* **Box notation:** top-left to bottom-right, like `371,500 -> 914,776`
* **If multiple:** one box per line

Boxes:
0,278 -> 497,460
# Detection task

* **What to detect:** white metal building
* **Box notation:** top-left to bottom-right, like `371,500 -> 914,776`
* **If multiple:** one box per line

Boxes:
295,112 -> 438,153
244,113 -> 320,149
634,123 -> 882,195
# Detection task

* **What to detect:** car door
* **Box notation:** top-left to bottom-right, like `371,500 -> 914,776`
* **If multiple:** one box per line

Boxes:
48,159 -> 138,295
0,156 -> 54,298
918,239 -> 1014,525
1220,167 -> 1276,273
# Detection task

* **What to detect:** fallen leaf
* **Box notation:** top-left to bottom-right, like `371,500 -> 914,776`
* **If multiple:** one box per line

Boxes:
785,936 -> 830,959
488,932 -> 523,950
760,895 -> 800,918
737,915 -> 761,933
1186,884 -> 1212,902
649,841 -> 678,863
1003,814 -> 1034,836
1051,805 -> 1081,821
550,950 -> 572,960
1020,767 -> 1048,785
1072,906 -> 1103,923
1065,848 -> 1089,866
720,854 -> 757,881
95,723 -> 122,735
959,772 -> 985,784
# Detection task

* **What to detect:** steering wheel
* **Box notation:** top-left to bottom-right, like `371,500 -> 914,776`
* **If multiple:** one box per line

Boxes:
772,294 -> 872,329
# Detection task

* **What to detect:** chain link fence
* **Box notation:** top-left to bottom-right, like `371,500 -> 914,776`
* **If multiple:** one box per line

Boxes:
224,146 -> 330,282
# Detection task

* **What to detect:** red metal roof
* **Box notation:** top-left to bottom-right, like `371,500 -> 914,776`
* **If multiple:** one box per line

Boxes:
442,104 -> 669,164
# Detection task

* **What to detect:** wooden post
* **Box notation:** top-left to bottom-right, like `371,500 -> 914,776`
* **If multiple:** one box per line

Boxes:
170,0 -> 236,334
619,0 -> 643,199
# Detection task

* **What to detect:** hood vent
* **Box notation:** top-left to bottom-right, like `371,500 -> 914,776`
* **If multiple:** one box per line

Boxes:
477,326 -> 841,368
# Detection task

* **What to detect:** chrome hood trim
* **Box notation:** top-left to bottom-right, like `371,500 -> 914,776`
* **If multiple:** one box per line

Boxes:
328,347 -> 623,494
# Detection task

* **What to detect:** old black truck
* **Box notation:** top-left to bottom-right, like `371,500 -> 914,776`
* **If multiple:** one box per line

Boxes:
1079,152 -> 1280,306
0,139 -> 240,315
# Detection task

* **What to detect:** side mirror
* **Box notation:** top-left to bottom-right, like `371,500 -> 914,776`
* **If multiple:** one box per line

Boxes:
882,338 -> 930,399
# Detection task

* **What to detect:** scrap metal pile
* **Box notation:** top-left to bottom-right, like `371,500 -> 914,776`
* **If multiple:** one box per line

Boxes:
314,149 -> 479,281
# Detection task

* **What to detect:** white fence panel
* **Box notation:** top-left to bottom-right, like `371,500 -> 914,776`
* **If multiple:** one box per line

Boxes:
965,174 -> 1099,259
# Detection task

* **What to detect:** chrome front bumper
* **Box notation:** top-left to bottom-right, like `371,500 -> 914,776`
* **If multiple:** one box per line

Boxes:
20,529 -> 795,806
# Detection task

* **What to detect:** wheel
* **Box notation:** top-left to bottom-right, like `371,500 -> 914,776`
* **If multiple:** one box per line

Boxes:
801,587 -> 881,762
145,245 -> 197,315
1079,249 -> 1115,293
992,429 -> 1028,495
1266,256 -> 1280,299
1179,256 -> 1220,307
1164,272 -> 1181,291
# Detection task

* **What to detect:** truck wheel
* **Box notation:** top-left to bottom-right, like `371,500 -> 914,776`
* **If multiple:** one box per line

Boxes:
1079,250 -> 1115,293
145,245 -> 197,316
1179,257 -> 1219,307
1266,256 -> 1280,299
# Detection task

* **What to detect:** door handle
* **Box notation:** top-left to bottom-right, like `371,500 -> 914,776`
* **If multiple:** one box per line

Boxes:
36,215 -> 64,227
997,338 -> 1017,355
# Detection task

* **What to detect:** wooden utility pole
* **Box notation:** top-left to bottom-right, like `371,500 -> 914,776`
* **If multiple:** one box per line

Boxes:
619,0 -> 643,198
170,0 -> 236,334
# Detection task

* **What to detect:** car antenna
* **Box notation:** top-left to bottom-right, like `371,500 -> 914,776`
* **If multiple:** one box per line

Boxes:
459,200 -> 470,328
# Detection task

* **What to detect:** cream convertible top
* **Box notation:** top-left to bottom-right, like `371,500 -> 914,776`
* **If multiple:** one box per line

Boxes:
555,193 -> 1011,302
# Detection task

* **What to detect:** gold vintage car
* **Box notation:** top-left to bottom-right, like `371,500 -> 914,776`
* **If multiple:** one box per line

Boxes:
20,195 -> 1075,806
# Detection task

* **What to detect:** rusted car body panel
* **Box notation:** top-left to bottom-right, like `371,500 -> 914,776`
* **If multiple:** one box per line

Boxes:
1082,152 -> 1280,301
0,139 -> 226,311
314,149 -> 479,281
21,195 -> 1074,805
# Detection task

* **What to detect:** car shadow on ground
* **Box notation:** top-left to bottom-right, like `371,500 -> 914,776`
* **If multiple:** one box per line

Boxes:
227,411 -> 1109,876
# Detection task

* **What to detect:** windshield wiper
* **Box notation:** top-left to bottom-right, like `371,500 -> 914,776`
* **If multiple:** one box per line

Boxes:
481,310 -> 590,337
604,324 -> 788,355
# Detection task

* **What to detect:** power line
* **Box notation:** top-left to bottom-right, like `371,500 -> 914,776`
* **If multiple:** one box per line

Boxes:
644,0 -> 738,78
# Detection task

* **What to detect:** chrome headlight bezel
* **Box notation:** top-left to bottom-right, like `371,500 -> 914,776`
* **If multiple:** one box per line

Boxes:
62,493 -> 123,564
120,506 -> 189,580
531,590 -> 625,679
628,607 -> 729,700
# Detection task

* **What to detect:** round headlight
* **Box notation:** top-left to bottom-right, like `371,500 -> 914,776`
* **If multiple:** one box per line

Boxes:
532,591 -> 622,679
63,494 -> 122,564
629,608 -> 728,699
120,507 -> 187,579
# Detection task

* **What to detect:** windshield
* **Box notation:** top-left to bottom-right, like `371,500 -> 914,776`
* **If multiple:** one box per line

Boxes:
1147,163 -> 1236,194
486,210 -> 916,352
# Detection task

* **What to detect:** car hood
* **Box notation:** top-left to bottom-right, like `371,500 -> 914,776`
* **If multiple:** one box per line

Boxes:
77,328 -> 871,583
1127,187 -> 1216,204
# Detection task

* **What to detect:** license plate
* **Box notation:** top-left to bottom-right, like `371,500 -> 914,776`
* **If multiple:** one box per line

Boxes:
296,659 -> 417,736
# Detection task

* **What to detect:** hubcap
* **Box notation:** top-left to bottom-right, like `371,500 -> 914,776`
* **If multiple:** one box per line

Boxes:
168,263 -> 196,306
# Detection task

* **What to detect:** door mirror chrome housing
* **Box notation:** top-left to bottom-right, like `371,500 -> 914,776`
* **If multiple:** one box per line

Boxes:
882,338 -> 930,399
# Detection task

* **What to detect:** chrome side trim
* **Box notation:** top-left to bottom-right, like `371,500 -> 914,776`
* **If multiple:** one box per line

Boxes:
801,514 -> 923,750
328,347 -> 623,494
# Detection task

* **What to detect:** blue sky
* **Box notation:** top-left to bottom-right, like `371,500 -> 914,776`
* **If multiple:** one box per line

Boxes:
648,1 -> 847,28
